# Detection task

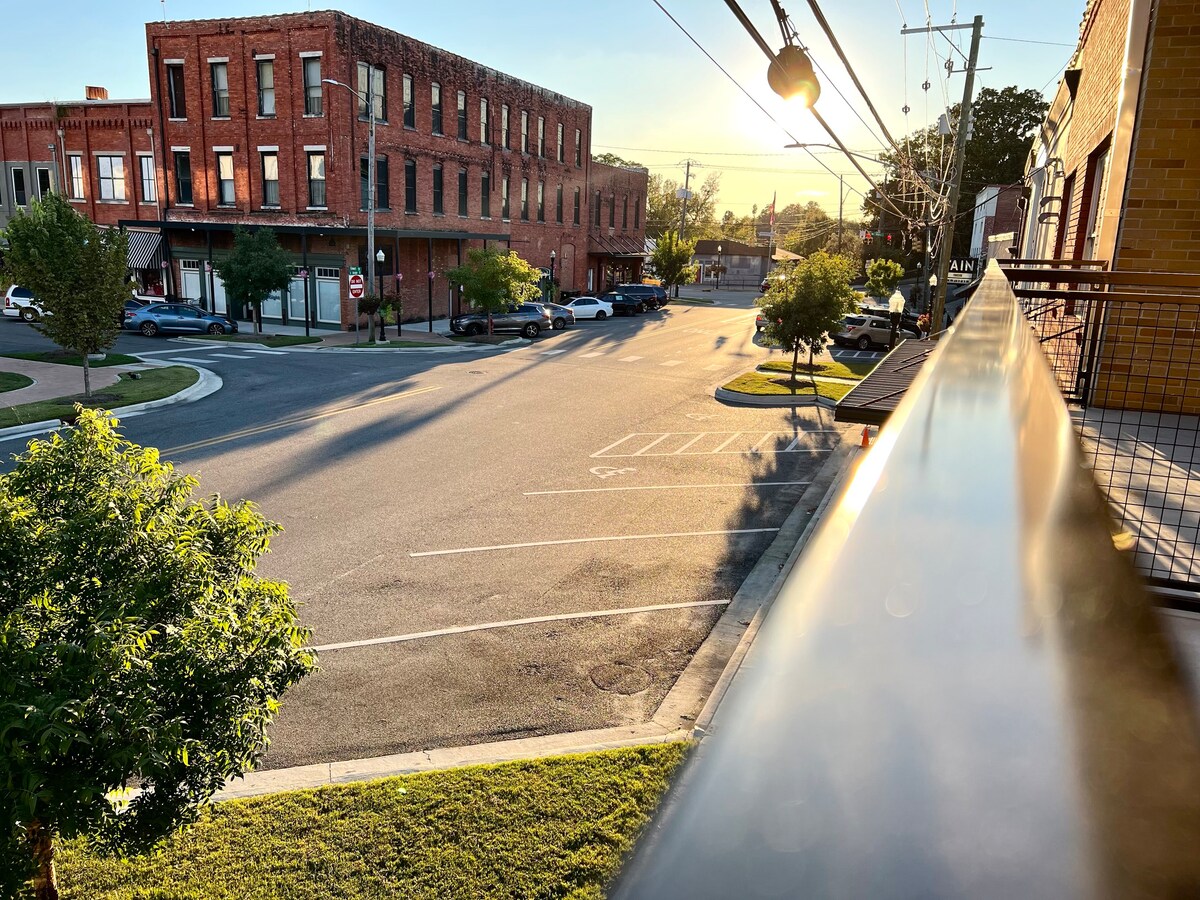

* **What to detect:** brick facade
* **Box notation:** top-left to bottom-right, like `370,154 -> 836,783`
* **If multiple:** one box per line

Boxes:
586,161 -> 648,292
143,10 -> 608,326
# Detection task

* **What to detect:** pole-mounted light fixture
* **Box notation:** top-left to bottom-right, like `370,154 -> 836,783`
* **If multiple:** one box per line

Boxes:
767,44 -> 820,107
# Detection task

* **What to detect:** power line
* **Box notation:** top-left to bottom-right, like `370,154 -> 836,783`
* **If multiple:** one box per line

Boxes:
983,35 -> 1075,47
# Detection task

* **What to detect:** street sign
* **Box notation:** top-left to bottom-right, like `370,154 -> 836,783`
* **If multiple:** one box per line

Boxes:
349,266 -> 362,275
348,273 -> 365,299
947,257 -> 978,284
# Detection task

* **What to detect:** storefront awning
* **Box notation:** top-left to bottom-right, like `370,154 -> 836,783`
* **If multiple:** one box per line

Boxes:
126,230 -> 163,271
589,235 -> 647,258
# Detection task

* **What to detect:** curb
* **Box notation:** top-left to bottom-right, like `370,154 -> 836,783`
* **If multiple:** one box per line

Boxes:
714,386 -> 839,408
214,436 -> 859,802
0,363 -> 222,444
313,337 -> 527,353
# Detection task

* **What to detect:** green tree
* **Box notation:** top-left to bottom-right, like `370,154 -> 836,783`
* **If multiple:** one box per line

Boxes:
649,230 -> 699,296
357,292 -> 386,343
645,171 -> 721,240
1,193 -> 130,398
592,152 -> 643,168
445,248 -> 541,332
864,258 -> 904,300
213,227 -> 292,334
757,252 -> 858,384
0,409 -> 316,900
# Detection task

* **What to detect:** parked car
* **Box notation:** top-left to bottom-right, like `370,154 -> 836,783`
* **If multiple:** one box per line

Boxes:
559,296 -> 614,320
450,303 -> 553,338
756,312 -> 770,333
124,302 -> 237,336
616,283 -> 663,310
3,286 -> 46,322
832,314 -> 898,350
760,273 -> 787,294
859,304 -> 922,339
600,292 -> 645,316
538,301 -> 576,331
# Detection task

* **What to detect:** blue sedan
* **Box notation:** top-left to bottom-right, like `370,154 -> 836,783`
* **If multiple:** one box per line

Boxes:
124,303 -> 238,336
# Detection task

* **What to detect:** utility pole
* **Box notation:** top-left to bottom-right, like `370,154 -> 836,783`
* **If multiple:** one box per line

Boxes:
903,15 -> 983,338
675,159 -> 696,297
837,175 -> 844,254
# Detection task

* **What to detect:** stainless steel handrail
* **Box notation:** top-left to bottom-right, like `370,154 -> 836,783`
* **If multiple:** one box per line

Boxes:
610,261 -> 1200,899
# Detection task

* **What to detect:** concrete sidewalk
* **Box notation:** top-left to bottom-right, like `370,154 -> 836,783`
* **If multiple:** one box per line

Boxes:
0,357 -> 133,406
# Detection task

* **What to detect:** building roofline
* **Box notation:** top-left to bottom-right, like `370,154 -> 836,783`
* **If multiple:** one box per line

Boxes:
145,9 -> 591,111
0,99 -> 151,109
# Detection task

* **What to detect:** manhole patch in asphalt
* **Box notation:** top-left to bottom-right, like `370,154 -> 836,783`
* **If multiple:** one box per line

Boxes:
589,663 -> 652,695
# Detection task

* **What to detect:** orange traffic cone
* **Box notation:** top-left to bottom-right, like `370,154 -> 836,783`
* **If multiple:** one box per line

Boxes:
860,426 -> 871,448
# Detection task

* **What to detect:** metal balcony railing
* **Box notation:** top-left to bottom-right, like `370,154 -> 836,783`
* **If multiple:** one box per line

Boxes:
1002,260 -> 1200,592
610,261 -> 1200,898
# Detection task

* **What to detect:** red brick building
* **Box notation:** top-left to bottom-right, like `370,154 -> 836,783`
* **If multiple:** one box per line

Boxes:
586,160 -> 647,292
0,94 -> 169,292
140,10 -> 620,328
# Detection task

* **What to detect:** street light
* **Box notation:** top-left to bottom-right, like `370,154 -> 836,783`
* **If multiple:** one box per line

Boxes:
323,74 -> 377,343
376,248 -> 385,340
716,244 -> 722,291
888,289 -> 906,350
548,249 -> 556,303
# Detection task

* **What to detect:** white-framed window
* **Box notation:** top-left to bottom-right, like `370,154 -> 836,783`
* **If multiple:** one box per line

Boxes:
257,59 -> 275,116
358,62 -> 386,121
11,168 -> 27,206
68,155 -> 84,199
139,155 -> 156,203
303,56 -> 323,116
97,155 -> 126,201
35,167 -> 52,198
307,151 -> 326,207
216,152 -> 235,205
261,152 -> 279,207
210,62 -> 230,117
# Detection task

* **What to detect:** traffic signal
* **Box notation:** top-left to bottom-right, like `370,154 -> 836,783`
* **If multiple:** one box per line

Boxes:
862,231 -> 871,246
886,233 -> 893,246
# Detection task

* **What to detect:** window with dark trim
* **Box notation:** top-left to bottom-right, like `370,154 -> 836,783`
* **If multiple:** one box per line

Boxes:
405,159 -> 417,212
458,167 -> 468,217
457,90 -> 467,140
139,156 -> 156,203
433,163 -> 444,214
481,170 -> 491,217
575,128 -> 582,167
167,64 -> 187,118
521,110 -> 528,153
594,190 -> 601,227
622,196 -> 628,229
307,151 -> 326,207
537,116 -> 545,157
556,184 -> 563,224
174,151 -> 193,204
68,155 -> 84,199
431,82 -> 443,134
521,177 -> 529,221
11,169 -> 27,206
480,98 -> 489,145
609,193 -> 615,228
377,157 -> 389,209
573,187 -> 580,225
634,194 -> 640,229
557,123 -> 564,163
403,73 -> 414,127
257,60 -> 275,116
261,152 -> 279,206
215,152 -> 234,205
97,156 -> 126,201
501,104 -> 510,148
537,180 -> 544,222
357,63 -> 386,121
210,62 -> 229,117
501,175 -> 510,219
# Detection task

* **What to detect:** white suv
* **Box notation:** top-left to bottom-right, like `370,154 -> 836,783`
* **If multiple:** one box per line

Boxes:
3,285 -> 47,322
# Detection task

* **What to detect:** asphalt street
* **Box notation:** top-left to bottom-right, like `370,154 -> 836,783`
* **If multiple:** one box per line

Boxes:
1,296 -> 858,768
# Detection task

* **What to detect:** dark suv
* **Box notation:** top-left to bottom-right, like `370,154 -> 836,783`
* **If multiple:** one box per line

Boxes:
600,292 -> 645,316
616,283 -> 664,310
450,303 -> 553,338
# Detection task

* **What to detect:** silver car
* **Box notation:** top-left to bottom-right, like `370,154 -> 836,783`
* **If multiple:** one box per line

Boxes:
833,314 -> 894,350
539,301 -> 576,330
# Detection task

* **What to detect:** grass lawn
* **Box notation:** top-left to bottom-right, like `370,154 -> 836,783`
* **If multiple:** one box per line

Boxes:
722,371 -> 853,401
758,358 -> 878,380
344,339 -> 450,348
57,743 -> 688,900
1,351 -> 141,368
0,366 -> 198,429
0,372 -> 34,393
449,333 -> 512,344
191,334 -> 321,347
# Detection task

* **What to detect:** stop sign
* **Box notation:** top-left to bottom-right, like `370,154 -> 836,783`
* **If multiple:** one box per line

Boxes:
348,273 -> 365,299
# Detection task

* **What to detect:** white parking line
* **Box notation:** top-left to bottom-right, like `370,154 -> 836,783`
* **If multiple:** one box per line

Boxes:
673,433 -> 709,454
660,360 -> 684,367
711,432 -> 744,453
314,599 -> 731,652
631,433 -> 674,455
134,346 -> 220,355
211,353 -> 253,360
541,349 -> 567,355
167,356 -> 219,364
619,355 -> 644,362
410,527 -> 780,558
245,349 -> 288,355
580,351 -> 604,358
523,481 -> 812,496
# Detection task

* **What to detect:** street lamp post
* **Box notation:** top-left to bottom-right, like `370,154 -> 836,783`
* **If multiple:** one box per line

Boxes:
299,268 -> 311,338
376,248 -> 386,340
716,244 -> 722,291
548,249 -> 556,303
323,73 -> 376,342
888,289 -> 906,350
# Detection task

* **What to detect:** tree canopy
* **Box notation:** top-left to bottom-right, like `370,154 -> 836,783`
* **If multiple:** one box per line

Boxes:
0,409 -> 316,899
445,248 -> 541,315
1,193 -> 130,397
645,171 -> 721,240
649,230 -> 698,293
757,252 -> 858,379
592,152 -> 643,169
863,85 -> 1049,256
214,227 -> 292,333
864,258 -> 904,299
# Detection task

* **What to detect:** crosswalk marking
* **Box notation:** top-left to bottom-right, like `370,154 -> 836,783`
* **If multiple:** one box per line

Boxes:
540,349 -> 567,355
660,360 -> 684,367
245,349 -> 288,355
580,352 -> 604,358
211,352 -> 253,359
619,356 -> 644,362
166,356 -> 216,365
593,431 -> 839,458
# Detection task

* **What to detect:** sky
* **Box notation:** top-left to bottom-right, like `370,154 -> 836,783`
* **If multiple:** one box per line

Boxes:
0,0 -> 1085,220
